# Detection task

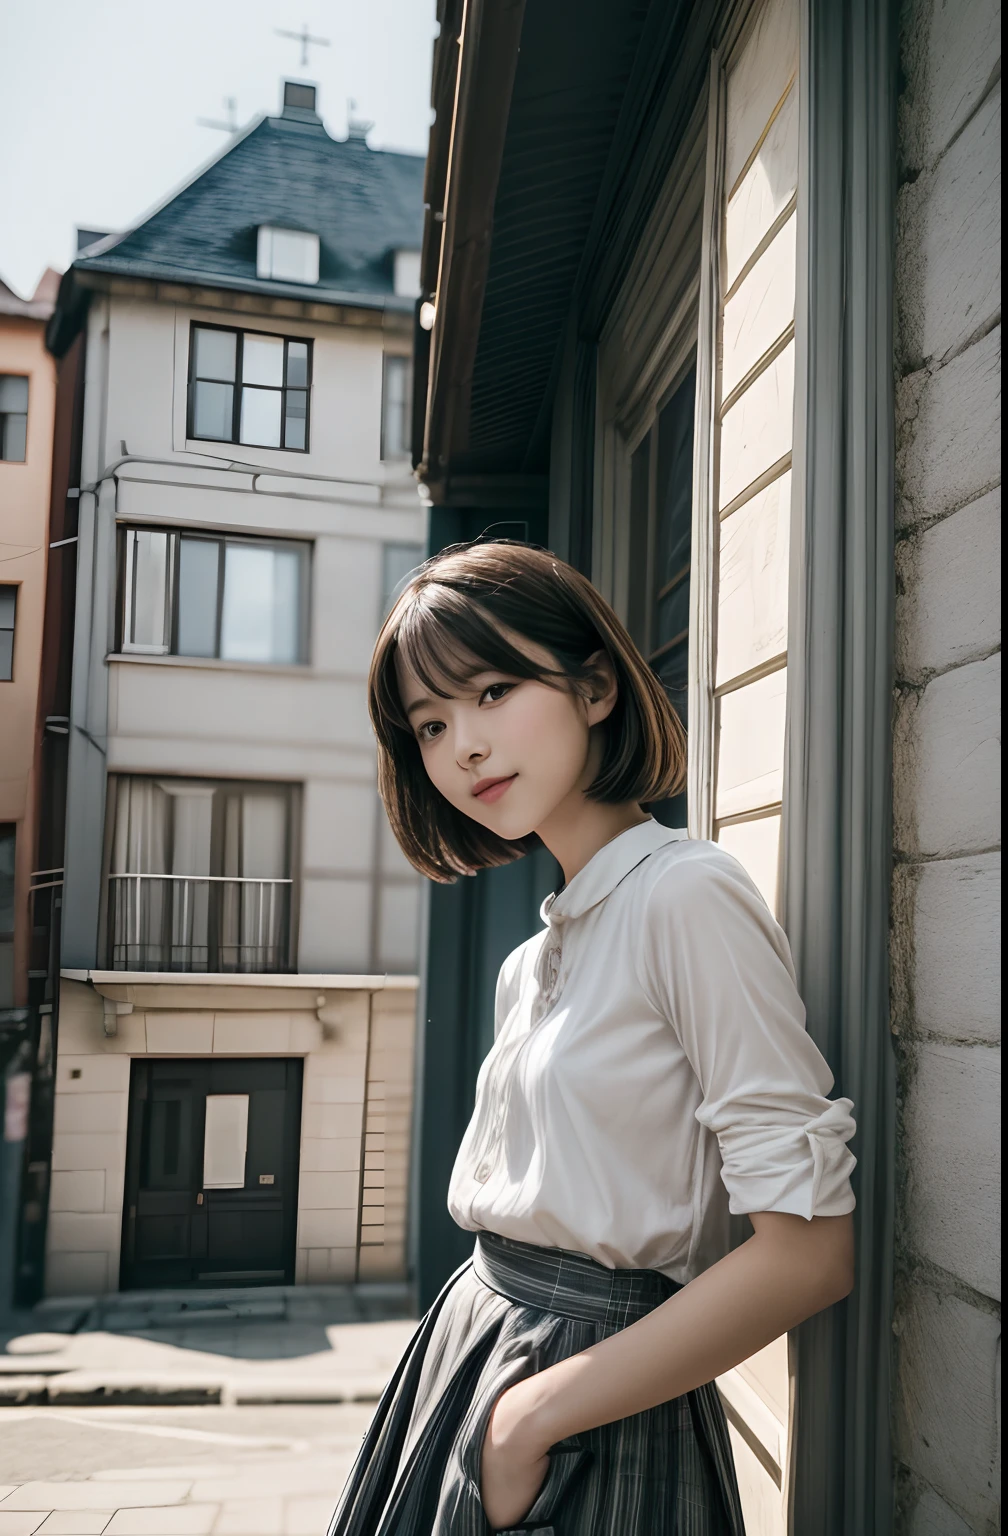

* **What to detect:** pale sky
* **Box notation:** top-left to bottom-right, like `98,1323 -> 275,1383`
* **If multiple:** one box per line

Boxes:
0,0 -> 438,298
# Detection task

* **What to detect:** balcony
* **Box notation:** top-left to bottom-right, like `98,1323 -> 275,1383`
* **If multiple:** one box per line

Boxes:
108,873 -> 292,973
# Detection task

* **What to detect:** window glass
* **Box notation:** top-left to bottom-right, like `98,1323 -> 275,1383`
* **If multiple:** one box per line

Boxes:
0,375 -> 29,463
128,529 -> 172,650
287,342 -> 309,387
194,328 -> 236,382
192,380 -> 234,440
382,356 -> 411,458
242,335 -> 284,387
188,329 -> 309,450
0,586 -> 15,680
220,544 -> 300,663
284,391 -> 307,450
240,387 -> 282,448
177,538 -> 220,657
650,364 -> 696,725
381,544 -> 423,617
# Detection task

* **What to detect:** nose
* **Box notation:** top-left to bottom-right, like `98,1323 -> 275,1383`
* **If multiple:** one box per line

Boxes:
454,717 -> 489,769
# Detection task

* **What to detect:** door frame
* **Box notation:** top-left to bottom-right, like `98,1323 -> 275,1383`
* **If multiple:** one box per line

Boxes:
120,1055 -> 303,1290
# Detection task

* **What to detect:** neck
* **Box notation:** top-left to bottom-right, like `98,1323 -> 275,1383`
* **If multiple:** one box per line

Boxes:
536,794 -> 650,885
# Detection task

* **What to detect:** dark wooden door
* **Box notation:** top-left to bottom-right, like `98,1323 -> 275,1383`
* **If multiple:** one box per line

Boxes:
121,1057 -> 302,1289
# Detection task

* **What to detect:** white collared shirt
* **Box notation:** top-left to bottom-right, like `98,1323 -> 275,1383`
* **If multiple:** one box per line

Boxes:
447,820 -> 856,1281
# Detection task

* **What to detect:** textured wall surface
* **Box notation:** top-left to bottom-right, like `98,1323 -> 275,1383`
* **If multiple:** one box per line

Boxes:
890,0 -> 1001,1529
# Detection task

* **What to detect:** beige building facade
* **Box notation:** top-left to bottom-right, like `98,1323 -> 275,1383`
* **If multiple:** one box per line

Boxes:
0,270 -> 60,1008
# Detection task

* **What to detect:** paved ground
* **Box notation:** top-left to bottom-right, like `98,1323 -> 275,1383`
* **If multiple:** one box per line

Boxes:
0,1402 -> 375,1534
0,1287 -> 416,1534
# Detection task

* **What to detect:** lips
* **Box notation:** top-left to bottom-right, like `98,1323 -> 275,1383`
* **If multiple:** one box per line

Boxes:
472,773 -> 517,804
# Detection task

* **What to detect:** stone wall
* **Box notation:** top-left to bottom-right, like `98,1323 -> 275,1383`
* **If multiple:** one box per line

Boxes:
891,0 -> 1001,1530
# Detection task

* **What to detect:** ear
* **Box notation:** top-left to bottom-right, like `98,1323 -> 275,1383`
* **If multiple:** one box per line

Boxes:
583,650 -> 619,727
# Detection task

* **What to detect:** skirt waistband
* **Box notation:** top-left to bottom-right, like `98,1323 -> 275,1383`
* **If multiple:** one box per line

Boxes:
473,1231 -> 679,1329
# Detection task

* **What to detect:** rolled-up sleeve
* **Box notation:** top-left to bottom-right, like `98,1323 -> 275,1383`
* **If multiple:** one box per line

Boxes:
639,846 -> 856,1219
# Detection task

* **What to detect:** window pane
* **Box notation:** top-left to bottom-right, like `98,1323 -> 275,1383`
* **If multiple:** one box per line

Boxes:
0,629 -> 12,682
381,543 -> 423,616
220,544 -> 302,663
382,356 -> 409,457
240,386 -> 282,448
626,433 -> 651,649
193,380 -> 234,440
1,412 -> 27,462
128,529 -> 171,649
242,335 -> 284,387
193,328 -> 236,382
0,586 -> 15,626
0,376 -> 29,412
283,390 -> 307,450
177,538 -> 220,656
286,342 -> 309,387
269,548 -> 301,662
241,792 -> 288,877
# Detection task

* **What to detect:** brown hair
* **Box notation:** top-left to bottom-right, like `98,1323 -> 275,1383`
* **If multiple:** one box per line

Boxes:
368,541 -> 686,881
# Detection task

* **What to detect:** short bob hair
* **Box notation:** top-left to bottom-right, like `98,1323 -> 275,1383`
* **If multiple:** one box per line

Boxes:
368,540 -> 686,882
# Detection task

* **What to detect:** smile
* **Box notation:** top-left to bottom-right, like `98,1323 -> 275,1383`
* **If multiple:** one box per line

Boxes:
472,774 -> 517,804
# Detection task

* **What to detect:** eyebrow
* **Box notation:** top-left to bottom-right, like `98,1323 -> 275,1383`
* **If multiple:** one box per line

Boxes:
405,694 -> 439,719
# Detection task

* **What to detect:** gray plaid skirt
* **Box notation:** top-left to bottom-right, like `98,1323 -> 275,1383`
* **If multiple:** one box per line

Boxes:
328,1231 -> 745,1535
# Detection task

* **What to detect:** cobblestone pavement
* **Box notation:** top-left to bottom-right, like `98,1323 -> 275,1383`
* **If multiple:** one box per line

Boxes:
0,1401 -> 376,1534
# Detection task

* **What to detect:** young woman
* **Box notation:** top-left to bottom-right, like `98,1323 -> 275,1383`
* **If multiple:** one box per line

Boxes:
330,541 -> 856,1536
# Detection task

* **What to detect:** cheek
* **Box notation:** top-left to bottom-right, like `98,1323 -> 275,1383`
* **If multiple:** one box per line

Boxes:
516,688 -> 588,764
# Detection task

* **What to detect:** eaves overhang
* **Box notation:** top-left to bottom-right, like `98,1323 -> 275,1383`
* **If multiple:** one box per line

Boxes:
47,264 -> 413,358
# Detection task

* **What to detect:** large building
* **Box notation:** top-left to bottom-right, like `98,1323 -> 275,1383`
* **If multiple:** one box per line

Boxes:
0,268 -> 60,1010
42,82 -> 427,1297
412,0 -> 1000,1531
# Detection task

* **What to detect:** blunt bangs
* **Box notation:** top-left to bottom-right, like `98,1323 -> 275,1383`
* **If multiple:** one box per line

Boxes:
392,581 -> 565,715
368,541 -> 687,883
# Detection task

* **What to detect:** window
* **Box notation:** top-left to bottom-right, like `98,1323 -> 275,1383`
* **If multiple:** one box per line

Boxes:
0,585 -> 16,679
0,825 -> 13,1005
381,355 -> 412,459
256,227 -> 320,285
625,362 -> 696,827
393,249 -> 421,298
105,777 -> 295,973
381,543 -> 424,617
119,527 -> 310,664
0,375 -> 28,462
188,325 -> 311,450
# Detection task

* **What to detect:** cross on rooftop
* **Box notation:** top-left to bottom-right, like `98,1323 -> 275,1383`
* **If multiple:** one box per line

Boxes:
275,22 -> 331,66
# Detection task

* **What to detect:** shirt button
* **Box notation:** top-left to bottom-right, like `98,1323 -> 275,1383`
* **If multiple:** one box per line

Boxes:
475,1161 -> 492,1183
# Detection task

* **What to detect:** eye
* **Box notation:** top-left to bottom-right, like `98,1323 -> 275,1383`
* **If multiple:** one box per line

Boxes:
480,681 -> 514,705
417,719 -> 446,743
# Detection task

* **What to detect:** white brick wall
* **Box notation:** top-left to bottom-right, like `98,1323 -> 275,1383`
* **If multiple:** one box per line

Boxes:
892,0 -> 1001,1528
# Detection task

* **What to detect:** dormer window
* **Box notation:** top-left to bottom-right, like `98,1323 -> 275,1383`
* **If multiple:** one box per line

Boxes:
393,250 -> 421,299
257,226 -> 320,285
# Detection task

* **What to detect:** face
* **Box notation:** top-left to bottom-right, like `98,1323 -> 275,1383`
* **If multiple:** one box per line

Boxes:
396,631 -> 617,843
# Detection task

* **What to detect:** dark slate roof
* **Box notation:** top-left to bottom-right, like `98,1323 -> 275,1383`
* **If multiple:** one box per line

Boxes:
73,105 -> 425,312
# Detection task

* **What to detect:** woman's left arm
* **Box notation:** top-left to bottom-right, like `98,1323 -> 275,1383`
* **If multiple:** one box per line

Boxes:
481,1210 -> 854,1529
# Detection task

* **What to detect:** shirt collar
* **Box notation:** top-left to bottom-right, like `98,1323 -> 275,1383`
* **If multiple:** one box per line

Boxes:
541,819 -> 688,925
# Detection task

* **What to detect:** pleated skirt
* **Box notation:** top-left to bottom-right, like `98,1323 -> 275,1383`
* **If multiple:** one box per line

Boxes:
328,1231 -> 745,1536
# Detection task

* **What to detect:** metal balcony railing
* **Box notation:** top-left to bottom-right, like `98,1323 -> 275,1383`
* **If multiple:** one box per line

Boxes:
107,873 -> 292,973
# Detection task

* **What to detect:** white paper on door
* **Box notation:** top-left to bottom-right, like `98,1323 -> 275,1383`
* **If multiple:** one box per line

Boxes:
203,1094 -> 249,1188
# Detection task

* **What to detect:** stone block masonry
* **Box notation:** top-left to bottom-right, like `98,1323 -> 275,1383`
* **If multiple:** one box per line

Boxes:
891,0 -> 1001,1530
